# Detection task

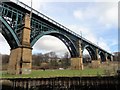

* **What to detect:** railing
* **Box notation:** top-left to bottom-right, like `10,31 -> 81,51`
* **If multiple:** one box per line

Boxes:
1,76 -> 119,90
3,0 -> 112,55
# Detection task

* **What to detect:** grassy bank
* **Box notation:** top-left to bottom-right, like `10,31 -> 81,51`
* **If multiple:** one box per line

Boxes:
1,68 -> 105,78
1,61 -> 118,78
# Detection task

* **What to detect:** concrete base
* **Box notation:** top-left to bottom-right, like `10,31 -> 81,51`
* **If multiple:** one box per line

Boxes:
8,47 -> 32,74
71,58 -> 83,70
91,60 -> 101,68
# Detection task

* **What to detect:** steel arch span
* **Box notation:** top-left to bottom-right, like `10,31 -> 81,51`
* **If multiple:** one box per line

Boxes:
31,31 -> 78,57
0,1 -> 114,74
0,16 -> 20,49
83,45 -> 96,60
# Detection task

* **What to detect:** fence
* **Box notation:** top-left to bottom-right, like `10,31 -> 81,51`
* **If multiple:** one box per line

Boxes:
0,76 -> 120,90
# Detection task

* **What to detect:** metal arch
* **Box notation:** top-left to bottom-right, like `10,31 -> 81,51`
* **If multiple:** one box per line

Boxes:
83,45 -> 96,60
107,53 -> 113,61
98,50 -> 101,55
0,16 -> 20,46
107,55 -> 111,61
51,33 -> 78,57
83,45 -> 95,53
105,53 -> 113,61
98,51 -> 105,57
1,1 -> 112,57
31,31 -> 58,47
83,45 -> 89,52
99,51 -> 106,61
31,31 -> 78,57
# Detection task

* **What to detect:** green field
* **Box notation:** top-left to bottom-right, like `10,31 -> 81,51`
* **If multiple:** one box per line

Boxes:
1,61 -> 118,78
1,68 -> 106,78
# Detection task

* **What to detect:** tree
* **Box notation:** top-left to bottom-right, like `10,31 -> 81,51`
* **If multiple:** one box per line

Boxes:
49,52 -> 58,59
32,52 -> 59,69
43,53 -> 51,62
49,52 -> 59,68
32,53 -> 44,66
50,60 -> 59,68
60,52 -> 70,68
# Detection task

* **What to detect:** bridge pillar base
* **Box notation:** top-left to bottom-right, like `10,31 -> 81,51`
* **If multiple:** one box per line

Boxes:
8,48 -> 21,74
71,58 -> 83,70
91,60 -> 101,68
8,47 -> 32,74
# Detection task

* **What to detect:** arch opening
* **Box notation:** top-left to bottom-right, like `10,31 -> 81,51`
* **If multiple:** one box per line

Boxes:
99,52 -> 106,62
0,33 -> 10,71
32,35 -> 72,69
83,45 -> 96,61
31,31 -> 78,57
107,55 -> 111,61
83,49 -> 91,63
0,33 -> 10,54
32,35 -> 70,57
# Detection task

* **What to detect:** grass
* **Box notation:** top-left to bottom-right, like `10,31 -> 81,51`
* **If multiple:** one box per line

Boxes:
1,68 -> 105,78
1,61 -> 118,78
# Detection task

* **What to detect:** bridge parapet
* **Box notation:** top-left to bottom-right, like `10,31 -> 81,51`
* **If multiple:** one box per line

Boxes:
0,0 -> 114,74
1,0 -> 113,55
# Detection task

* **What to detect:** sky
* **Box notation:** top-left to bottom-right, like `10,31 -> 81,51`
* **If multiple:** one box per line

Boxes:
0,0 -> 118,56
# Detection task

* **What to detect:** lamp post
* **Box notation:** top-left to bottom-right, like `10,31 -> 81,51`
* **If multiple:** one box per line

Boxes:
30,0 -> 32,22
0,0 -> 2,32
80,31 -> 82,44
79,31 -> 83,70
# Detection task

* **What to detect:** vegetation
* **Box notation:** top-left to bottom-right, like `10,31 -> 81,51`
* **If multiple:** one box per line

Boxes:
2,68 -> 105,78
1,52 -> 120,70
1,61 -> 118,78
0,52 -> 119,78
32,52 -> 71,69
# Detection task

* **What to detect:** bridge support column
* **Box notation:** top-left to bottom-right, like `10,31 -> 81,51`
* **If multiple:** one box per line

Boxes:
91,49 -> 100,68
8,47 -> 32,74
8,14 -> 32,74
8,48 -> 22,74
111,55 -> 113,61
71,40 -> 83,70
71,57 -> 83,70
105,53 -> 108,61
91,60 -> 101,68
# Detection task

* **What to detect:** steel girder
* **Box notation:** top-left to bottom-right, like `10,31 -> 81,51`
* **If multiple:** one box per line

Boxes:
83,44 -> 97,60
0,16 -> 20,48
30,17 -> 79,57
0,1 -> 113,59
0,2 -> 79,57
0,2 -> 24,49
82,41 -> 112,61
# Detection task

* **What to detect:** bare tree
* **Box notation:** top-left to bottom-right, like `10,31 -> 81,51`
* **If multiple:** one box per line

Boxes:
60,52 -> 70,69
32,53 -> 44,66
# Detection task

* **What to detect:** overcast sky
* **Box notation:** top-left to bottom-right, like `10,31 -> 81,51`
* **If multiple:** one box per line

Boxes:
0,0 -> 118,56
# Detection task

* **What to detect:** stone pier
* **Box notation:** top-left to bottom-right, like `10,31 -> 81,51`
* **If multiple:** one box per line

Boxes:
71,57 -> 83,70
91,60 -> 101,68
71,40 -> 83,70
8,14 -> 32,74
91,49 -> 100,68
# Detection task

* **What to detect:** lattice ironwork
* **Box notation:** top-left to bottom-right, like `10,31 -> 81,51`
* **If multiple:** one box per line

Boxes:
0,1 -> 113,59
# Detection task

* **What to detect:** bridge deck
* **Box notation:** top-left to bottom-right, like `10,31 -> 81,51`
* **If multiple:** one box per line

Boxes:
1,0 -> 112,55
